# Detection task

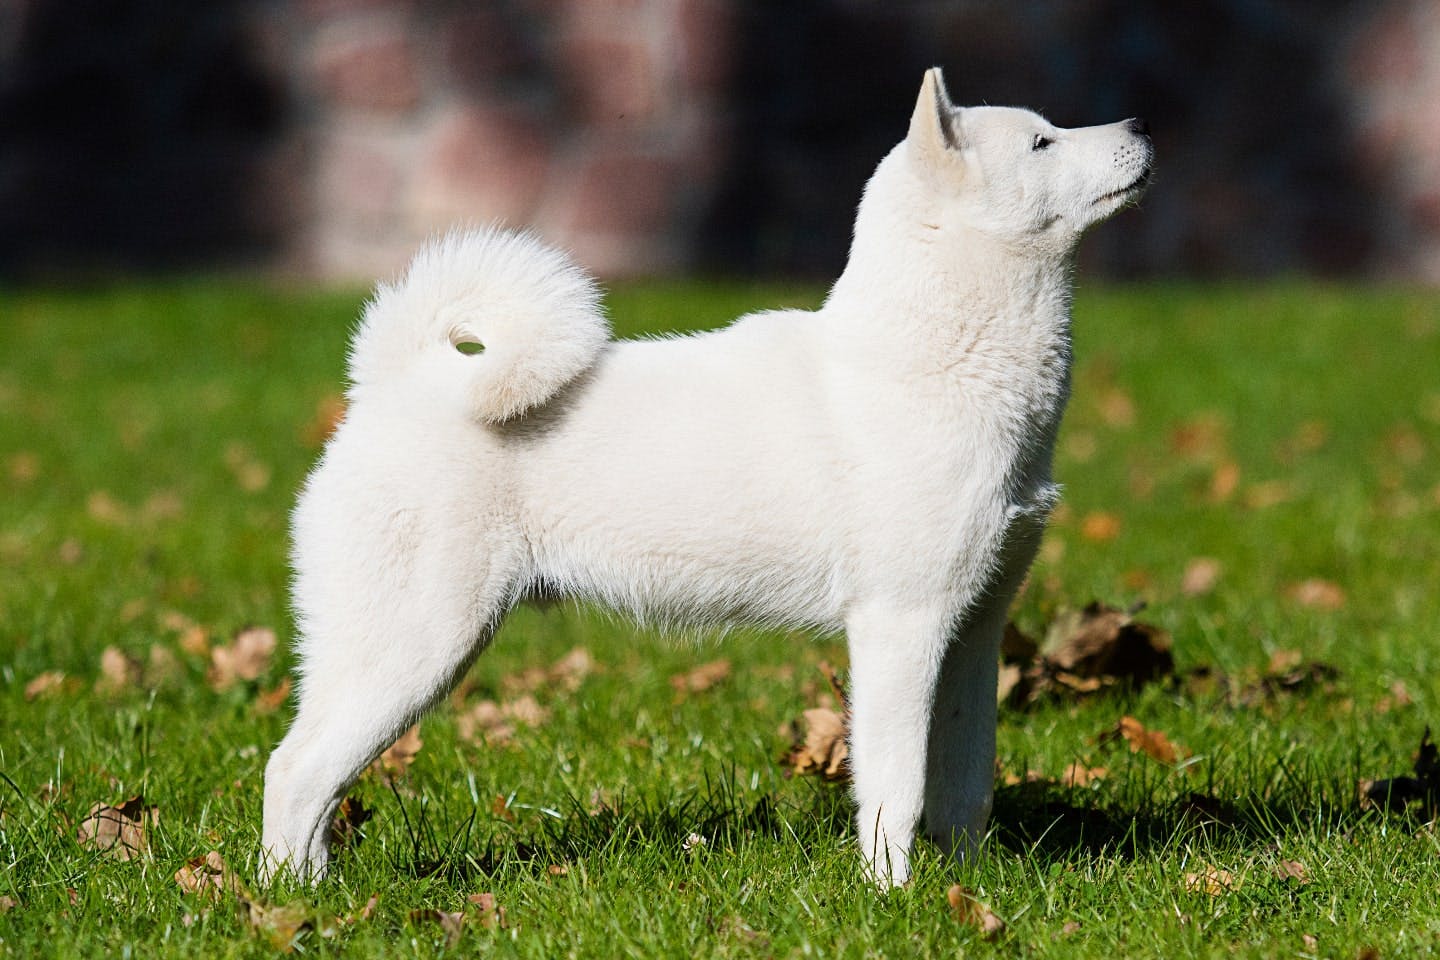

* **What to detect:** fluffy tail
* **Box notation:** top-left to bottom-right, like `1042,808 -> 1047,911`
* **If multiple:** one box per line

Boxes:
347,227 -> 609,424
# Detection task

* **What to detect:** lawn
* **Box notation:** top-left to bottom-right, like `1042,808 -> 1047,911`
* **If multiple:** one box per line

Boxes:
1,277 -> 1438,957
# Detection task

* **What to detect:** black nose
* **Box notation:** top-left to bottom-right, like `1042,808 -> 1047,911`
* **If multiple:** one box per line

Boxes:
1126,117 -> 1151,138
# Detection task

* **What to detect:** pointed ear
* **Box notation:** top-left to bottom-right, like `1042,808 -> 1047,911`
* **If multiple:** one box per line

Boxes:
907,67 -> 961,172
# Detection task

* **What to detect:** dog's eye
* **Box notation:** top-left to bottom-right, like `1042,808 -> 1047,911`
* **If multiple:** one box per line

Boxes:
1032,134 -> 1053,152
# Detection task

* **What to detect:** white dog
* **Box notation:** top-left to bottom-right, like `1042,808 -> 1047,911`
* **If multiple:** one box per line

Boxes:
262,68 -> 1152,888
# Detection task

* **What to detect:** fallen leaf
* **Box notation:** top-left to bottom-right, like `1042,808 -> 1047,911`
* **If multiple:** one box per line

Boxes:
1042,602 -> 1174,688
408,908 -> 465,947
24,670 -> 74,701
1287,579 -> 1346,611
1184,866 -> 1237,896
1181,557 -> 1223,597
86,490 -> 129,526
329,796 -> 372,848
1209,460 -> 1241,502
1275,860 -> 1310,884
76,795 -> 157,861
1080,511 -> 1122,542
0,894 -> 17,913
1097,387 -> 1136,428
1376,680 -> 1414,714
1170,414 -> 1228,462
254,676 -> 293,715
301,393 -> 347,448
671,659 -> 732,695
349,893 -> 380,924
1302,934 -> 1319,951
9,451 -> 39,484
208,626 -> 277,691
946,885 -> 1005,939
1059,762 -> 1108,788
548,647 -> 596,691
160,610 -> 211,656
96,646 -> 142,694
373,725 -> 423,782
246,900 -> 314,951
779,707 -> 850,782
491,794 -> 517,823
224,442 -> 272,493
500,646 -> 597,695
1100,716 -> 1189,765
1056,920 -> 1081,939
146,644 -> 182,685
175,850 -> 241,899
456,696 -> 550,746
465,891 -> 507,929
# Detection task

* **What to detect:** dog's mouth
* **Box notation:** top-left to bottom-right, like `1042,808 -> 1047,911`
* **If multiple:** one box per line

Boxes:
1093,167 -> 1153,206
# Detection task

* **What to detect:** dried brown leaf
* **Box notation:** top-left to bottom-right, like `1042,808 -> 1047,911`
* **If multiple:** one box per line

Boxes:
1286,579 -> 1346,611
76,795 -> 157,861
329,796 -> 372,848
1042,602 -> 1174,687
946,885 -> 1005,938
465,891 -> 507,929
254,676 -> 293,715
1180,557 -> 1223,597
1079,511 -> 1122,542
491,794 -> 517,823
1209,460 -> 1241,502
501,646 -> 597,695
245,900 -> 314,951
208,625 -> 277,691
24,670 -> 75,701
1184,866 -> 1237,896
1101,716 -> 1188,765
780,707 -> 850,782
1275,860 -> 1309,884
456,696 -> 549,746
408,909 -> 465,947
301,394 -> 347,448
1059,762 -> 1108,788
373,725 -> 423,782
671,659 -> 732,695
175,850 -> 242,900
96,646 -> 142,693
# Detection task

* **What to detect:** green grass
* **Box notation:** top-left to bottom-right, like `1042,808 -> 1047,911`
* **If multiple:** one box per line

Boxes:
2,276 -> 1439,957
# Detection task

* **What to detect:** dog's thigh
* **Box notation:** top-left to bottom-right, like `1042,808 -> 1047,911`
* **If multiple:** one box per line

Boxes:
845,601 -> 952,888
921,607 -> 1004,860
261,500 -> 524,884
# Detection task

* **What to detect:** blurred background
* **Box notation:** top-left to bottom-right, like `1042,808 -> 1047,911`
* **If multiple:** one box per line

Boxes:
2,0 -> 1438,283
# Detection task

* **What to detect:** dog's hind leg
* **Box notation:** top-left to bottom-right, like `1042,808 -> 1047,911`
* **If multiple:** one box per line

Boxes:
260,507 -> 523,885
845,601 -> 952,888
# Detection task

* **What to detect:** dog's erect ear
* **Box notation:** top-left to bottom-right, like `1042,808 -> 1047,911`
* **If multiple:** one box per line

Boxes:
907,67 -> 961,173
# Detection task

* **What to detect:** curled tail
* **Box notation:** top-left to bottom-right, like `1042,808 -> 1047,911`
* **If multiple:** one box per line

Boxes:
347,227 -> 609,423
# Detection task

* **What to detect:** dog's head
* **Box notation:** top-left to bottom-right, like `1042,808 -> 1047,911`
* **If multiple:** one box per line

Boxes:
905,68 -> 1153,251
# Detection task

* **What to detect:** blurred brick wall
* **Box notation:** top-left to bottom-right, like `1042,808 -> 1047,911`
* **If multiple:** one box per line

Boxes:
3,0 -> 1440,281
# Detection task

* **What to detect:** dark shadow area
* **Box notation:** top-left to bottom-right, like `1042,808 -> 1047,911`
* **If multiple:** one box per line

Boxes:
360,768 -> 1369,883
0,0 -> 292,277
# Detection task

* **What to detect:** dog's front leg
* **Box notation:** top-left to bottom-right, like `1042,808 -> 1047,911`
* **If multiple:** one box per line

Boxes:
922,606 -> 1004,862
845,602 -> 951,888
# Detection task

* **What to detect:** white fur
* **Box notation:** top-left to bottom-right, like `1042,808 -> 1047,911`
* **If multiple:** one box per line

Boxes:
261,68 -> 1153,888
